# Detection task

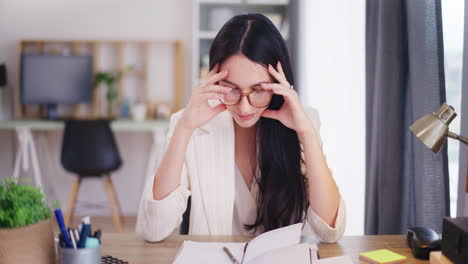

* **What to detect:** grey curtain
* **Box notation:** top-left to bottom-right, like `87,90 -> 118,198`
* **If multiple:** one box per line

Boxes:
365,0 -> 450,234
457,0 -> 468,217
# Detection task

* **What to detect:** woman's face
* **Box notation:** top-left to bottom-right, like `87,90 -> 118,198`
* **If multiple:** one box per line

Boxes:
218,54 -> 274,128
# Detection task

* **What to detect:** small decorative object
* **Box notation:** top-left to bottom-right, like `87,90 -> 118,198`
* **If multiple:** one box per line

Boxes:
120,98 -> 131,118
0,178 -> 55,264
156,103 -> 172,120
132,102 -> 147,122
94,71 -> 122,118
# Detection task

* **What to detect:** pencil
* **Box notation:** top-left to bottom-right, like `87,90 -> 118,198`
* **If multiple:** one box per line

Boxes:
223,246 -> 240,264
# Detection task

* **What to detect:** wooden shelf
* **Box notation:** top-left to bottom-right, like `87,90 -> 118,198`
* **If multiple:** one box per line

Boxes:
16,39 -> 184,120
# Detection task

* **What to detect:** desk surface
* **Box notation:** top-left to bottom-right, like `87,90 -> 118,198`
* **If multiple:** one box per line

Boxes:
100,234 -> 428,264
0,119 -> 169,131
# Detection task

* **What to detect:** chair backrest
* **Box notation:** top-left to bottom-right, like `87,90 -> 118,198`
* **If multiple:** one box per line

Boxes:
61,119 -> 122,176
180,197 -> 191,235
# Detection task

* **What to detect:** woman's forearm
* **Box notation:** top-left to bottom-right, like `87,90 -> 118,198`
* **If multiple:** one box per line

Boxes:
152,123 -> 193,200
298,129 -> 340,227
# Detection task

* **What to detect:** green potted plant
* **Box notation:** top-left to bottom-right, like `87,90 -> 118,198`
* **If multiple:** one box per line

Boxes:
94,71 -> 121,118
0,178 -> 55,264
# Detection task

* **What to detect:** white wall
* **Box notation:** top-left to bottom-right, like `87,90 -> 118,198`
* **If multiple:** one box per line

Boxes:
297,0 -> 366,235
0,0 -> 193,215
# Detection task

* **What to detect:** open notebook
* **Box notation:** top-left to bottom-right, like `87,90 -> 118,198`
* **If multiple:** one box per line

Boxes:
172,223 -> 352,264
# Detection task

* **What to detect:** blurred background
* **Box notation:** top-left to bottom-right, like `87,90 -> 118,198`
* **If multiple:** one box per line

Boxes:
0,0 -> 465,236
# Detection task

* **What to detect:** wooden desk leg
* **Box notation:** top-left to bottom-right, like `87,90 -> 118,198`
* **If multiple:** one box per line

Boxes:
65,177 -> 81,227
28,130 -> 43,187
12,127 -> 43,187
12,135 -> 24,179
107,175 -> 125,225
103,174 -> 123,232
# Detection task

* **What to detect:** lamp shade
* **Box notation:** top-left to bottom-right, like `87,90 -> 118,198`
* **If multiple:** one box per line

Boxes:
409,103 -> 457,153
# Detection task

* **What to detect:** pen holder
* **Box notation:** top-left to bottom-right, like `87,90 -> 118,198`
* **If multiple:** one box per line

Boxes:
57,243 -> 101,264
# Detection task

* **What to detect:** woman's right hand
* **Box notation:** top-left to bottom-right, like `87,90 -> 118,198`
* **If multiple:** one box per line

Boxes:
177,63 -> 232,132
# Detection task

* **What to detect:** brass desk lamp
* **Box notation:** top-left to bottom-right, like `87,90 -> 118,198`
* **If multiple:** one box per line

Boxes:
410,103 -> 468,153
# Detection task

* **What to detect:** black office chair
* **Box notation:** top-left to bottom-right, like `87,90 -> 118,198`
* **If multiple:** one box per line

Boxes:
61,119 -> 124,232
180,197 -> 191,234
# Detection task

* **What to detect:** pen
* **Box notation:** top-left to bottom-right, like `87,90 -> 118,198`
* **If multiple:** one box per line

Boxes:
54,209 -> 73,248
223,246 -> 240,264
69,229 -> 77,249
77,216 -> 91,248
73,229 -> 80,244
58,234 -> 66,248
93,229 -> 102,243
81,216 -> 93,236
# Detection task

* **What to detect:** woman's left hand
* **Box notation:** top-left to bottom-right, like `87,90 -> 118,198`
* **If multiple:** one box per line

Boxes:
260,61 -> 314,136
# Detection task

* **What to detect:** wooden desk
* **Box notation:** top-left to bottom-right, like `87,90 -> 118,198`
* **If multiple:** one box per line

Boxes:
100,234 -> 428,264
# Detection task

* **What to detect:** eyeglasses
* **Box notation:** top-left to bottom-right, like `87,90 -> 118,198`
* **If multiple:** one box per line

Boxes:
220,88 -> 273,108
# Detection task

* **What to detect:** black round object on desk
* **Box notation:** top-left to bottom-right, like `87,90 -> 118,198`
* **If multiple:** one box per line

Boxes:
407,226 -> 441,259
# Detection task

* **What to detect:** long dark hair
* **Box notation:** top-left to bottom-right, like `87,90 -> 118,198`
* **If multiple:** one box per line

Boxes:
209,13 -> 309,233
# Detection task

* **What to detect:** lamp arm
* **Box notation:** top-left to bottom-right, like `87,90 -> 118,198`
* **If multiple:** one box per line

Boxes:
448,131 -> 468,145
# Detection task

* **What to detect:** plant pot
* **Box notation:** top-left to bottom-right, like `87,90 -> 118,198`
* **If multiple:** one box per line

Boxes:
0,217 -> 55,264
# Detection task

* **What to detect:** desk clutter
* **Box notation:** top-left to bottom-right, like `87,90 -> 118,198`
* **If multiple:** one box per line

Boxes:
404,217 -> 468,264
54,209 -> 130,264
54,211 -> 131,264
55,209 -> 101,264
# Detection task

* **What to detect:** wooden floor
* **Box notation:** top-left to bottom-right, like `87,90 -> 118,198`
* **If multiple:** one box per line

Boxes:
54,215 -> 138,233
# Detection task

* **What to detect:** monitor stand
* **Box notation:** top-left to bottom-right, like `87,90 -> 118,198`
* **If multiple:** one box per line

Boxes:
45,103 -> 59,120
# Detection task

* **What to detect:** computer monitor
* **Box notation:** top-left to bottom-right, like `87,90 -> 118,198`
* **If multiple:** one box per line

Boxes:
20,54 -> 93,119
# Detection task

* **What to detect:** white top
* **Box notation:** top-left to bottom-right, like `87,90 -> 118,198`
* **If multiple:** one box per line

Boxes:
136,107 -> 346,243
232,164 -> 259,236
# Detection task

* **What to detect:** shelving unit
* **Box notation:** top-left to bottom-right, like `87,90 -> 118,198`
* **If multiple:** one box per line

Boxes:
16,39 -> 183,119
192,0 -> 291,87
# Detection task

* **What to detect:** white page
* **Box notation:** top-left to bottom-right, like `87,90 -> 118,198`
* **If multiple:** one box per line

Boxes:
248,243 -> 315,264
242,223 -> 303,263
172,241 -> 245,264
314,256 -> 354,264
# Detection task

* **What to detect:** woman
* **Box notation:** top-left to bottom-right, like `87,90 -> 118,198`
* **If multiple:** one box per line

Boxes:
136,13 -> 346,243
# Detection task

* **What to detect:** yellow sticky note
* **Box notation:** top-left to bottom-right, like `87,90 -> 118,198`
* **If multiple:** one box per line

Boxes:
359,249 -> 407,264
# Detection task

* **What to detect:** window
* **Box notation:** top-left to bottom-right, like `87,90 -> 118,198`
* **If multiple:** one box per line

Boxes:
441,0 -> 464,217
297,0 -> 366,235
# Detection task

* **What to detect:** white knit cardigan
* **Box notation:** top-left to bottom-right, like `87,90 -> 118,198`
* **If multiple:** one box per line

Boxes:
136,107 -> 346,243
